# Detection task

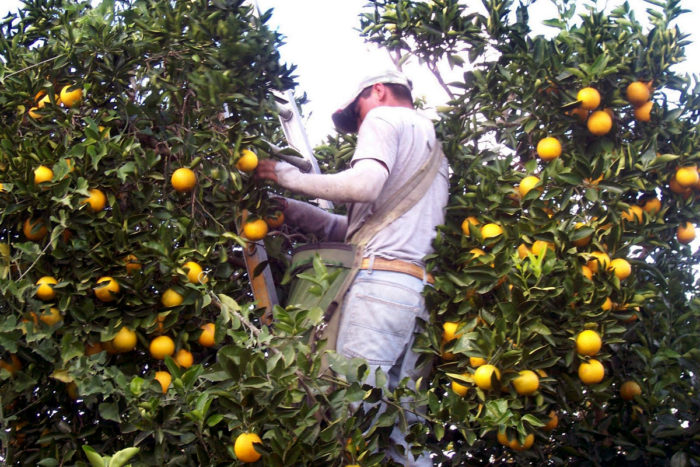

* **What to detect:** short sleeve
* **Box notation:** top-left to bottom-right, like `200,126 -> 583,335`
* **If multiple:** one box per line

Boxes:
351,108 -> 399,174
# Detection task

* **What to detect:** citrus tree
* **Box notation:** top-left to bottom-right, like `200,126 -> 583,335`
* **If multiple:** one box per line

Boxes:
360,0 -> 700,464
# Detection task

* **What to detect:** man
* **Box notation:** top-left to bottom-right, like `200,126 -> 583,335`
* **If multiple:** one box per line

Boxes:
255,69 -> 449,466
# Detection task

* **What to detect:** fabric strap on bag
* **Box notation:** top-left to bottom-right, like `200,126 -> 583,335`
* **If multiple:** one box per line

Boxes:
313,140 -> 446,365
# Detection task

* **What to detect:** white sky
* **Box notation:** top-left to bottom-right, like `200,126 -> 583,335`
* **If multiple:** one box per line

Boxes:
1,0 -> 697,145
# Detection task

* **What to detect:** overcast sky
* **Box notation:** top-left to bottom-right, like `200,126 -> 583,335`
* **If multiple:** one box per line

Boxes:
1,0 -> 697,145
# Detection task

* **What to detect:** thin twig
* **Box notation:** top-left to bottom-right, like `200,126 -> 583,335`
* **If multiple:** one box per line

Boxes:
4,54 -> 65,80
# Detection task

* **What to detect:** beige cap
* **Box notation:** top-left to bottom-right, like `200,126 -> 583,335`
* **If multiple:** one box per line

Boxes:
331,69 -> 412,133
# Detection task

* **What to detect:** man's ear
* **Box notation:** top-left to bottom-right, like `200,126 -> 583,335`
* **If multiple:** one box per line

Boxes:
374,82 -> 387,101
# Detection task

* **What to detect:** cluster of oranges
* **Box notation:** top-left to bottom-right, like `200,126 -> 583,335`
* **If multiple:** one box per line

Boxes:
28,84 -> 84,119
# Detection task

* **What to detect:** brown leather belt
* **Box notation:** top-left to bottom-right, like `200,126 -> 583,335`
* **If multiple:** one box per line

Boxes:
360,257 -> 435,284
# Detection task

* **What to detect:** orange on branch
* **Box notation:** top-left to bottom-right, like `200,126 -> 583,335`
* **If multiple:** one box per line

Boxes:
577,86 -> 601,110
171,167 -> 196,192
94,276 -> 119,302
536,137 -> 561,161
578,359 -> 605,385
234,432 -> 263,463
587,110 -> 613,136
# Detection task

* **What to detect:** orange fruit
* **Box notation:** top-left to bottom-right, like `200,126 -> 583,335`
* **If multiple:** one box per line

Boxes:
451,374 -> 469,396
171,167 -> 196,192
28,106 -> 42,119
175,349 -> 194,368
198,322 -> 216,347
517,243 -> 530,259
161,288 -> 184,307
577,87 -> 601,110
642,197 -> 661,215
24,218 -> 48,241
620,380 -> 642,400
587,110 -> 613,136
265,211 -> 285,229
621,205 -> 643,223
82,188 -> 106,212
578,359 -> 605,385
568,106 -> 589,121
34,165 -> 53,184
112,327 -> 137,352
236,149 -> 258,172
581,265 -> 593,280
531,240 -> 553,256
518,175 -> 540,198
243,218 -> 268,241
154,371 -> 171,394
601,297 -> 613,311
480,223 -> 503,244
510,433 -> 535,451
85,341 -> 103,356
59,85 -> 83,107
572,222 -> 592,247
442,321 -> 462,342
536,137 -> 562,161
183,261 -> 207,284
125,254 -> 142,274
38,307 -> 62,325
36,276 -> 58,301
473,364 -> 500,390
587,251 -> 610,274
677,222 -> 696,244
634,101 -> 653,122
626,81 -> 651,105
542,410 -> 559,431
94,276 -> 119,302
0,354 -> 22,375
609,258 -> 631,280
469,356 -> 486,367
512,370 -> 539,395
234,432 -> 263,463
576,329 -> 602,356
149,335 -> 175,360
675,165 -> 699,187
460,216 -> 479,236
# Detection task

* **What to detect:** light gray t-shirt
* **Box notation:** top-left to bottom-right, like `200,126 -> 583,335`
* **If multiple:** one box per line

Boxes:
345,106 -> 449,266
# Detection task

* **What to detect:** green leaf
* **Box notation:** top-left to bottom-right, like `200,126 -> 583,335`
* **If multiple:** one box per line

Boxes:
82,446 -> 106,467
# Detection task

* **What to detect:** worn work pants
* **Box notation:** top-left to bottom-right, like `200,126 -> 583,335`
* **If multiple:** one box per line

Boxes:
335,268 -> 432,467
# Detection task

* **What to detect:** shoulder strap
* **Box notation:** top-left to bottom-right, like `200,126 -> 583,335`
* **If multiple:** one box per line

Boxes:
349,140 -> 445,247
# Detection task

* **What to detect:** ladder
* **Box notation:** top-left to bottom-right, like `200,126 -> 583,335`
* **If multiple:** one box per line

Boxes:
243,89 -> 333,320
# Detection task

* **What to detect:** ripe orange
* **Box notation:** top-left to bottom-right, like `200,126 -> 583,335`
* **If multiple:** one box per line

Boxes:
536,137 -> 562,161
243,218 -> 268,241
28,106 -> 42,119
154,371 -> 171,394
581,265 -> 593,280
577,87 -> 601,110
609,258 -> 631,280
512,370 -> 539,395
85,341 -> 103,356
23,218 -> 48,241
587,110 -> 613,136
621,205 -> 643,223
184,261 -> 207,284
601,297 -> 613,311
517,243 -> 530,259
234,432 -> 263,463
469,356 -> 487,367
94,276 -> 119,302
171,167 -> 196,192
0,354 -> 22,375
480,223 -> 503,244
161,288 -> 184,307
112,326 -> 137,352
236,149 -> 258,172
634,101 -> 653,122
620,380 -> 642,400
626,81 -> 651,105
460,216 -> 479,236
59,85 -> 83,107
510,433 -> 535,451
531,240 -> 553,256
82,188 -> 107,212
125,254 -> 142,274
175,349 -> 194,368
669,175 -> 692,196
37,307 -> 62,326
587,251 -> 610,274
36,276 -> 58,301
473,364 -> 500,390
675,165 -> 699,187
149,335 -> 175,360
518,175 -> 540,198
542,410 -> 559,431
677,222 -> 696,244
34,165 -> 53,184
568,106 -> 589,121
578,359 -> 605,385
442,321 -> 461,342
572,222 -> 592,247
451,374 -> 469,396
642,197 -> 661,215
265,211 -> 285,229
198,322 -> 216,347
576,329 -> 602,356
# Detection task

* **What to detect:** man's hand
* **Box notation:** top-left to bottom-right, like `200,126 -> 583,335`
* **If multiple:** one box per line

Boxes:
255,159 -> 279,183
